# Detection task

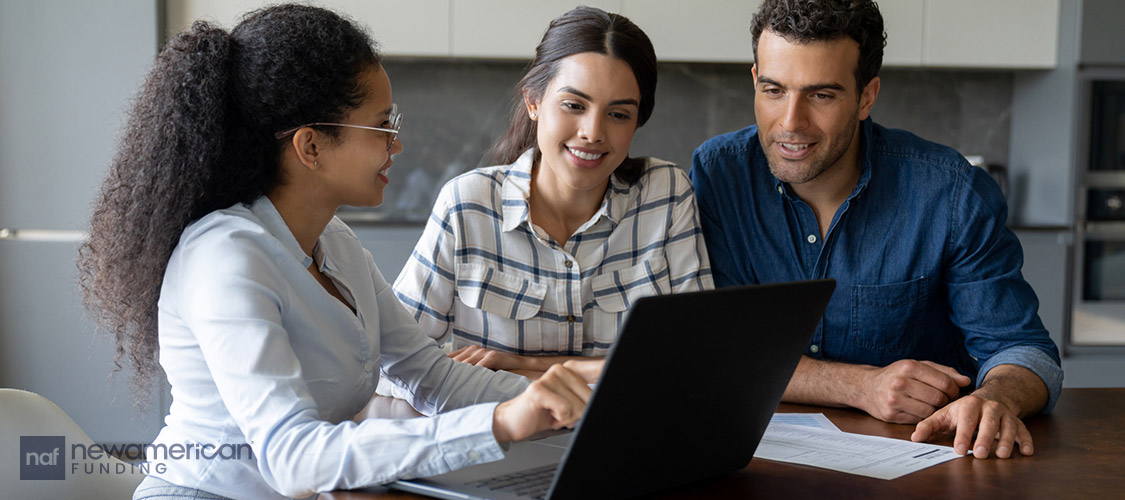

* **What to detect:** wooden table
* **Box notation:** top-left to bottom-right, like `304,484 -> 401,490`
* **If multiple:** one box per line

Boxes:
322,388 -> 1125,499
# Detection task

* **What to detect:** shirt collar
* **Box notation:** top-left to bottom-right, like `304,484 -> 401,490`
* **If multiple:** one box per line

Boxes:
249,196 -> 317,269
499,149 -> 622,233
770,117 -> 874,202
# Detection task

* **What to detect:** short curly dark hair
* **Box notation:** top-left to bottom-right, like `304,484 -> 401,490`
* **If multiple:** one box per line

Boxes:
750,0 -> 886,91
78,4 -> 380,406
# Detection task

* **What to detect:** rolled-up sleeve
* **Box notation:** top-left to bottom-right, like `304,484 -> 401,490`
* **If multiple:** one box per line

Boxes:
944,166 -> 1063,413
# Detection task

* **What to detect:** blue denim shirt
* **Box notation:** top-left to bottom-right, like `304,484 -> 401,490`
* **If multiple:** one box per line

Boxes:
689,119 -> 1063,412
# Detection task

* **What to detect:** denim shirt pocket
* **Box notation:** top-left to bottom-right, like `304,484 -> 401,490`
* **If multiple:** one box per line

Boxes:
849,276 -> 929,356
455,263 -> 548,320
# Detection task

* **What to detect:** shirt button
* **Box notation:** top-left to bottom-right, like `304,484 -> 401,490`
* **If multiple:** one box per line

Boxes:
567,314 -> 576,323
363,362 -> 373,372
563,260 -> 573,268
809,344 -> 820,354
807,234 -> 817,244
777,185 -> 784,195
468,450 -> 481,460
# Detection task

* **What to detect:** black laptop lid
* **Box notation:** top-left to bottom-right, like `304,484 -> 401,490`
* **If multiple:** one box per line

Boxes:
547,279 -> 835,499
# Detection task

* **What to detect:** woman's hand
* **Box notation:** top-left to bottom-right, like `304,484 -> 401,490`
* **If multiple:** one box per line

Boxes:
491,360 -> 603,443
449,347 -> 605,383
449,345 -> 528,371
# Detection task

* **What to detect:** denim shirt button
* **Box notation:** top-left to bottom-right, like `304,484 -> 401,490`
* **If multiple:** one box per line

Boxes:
807,234 -> 817,244
777,185 -> 784,195
809,344 -> 820,354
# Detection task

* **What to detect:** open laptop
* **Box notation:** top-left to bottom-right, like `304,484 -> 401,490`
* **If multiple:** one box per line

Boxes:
388,279 -> 836,500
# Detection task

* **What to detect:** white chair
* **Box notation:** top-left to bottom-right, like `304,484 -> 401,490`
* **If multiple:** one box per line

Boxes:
1,388 -> 144,499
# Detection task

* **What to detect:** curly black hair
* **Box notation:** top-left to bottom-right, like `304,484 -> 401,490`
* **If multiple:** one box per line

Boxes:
750,0 -> 886,91
77,4 -> 380,405
490,6 -> 657,184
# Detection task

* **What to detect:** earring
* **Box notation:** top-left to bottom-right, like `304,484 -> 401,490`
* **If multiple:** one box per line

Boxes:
314,160 -> 319,167
530,112 -> 537,120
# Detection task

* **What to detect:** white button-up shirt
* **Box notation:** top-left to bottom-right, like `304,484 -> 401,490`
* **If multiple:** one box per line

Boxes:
150,197 -> 528,500
392,151 -> 713,357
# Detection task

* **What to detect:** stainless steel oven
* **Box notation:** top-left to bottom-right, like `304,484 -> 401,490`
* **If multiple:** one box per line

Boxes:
1073,73 -> 1125,345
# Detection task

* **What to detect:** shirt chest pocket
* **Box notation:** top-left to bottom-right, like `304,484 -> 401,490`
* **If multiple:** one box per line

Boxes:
849,276 -> 929,360
590,255 -> 672,322
455,263 -> 548,321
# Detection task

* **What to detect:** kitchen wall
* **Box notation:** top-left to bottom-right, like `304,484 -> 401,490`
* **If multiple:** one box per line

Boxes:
358,59 -> 1014,276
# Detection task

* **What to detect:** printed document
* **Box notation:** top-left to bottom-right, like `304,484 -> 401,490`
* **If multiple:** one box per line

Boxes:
754,421 -> 963,480
768,413 -> 841,432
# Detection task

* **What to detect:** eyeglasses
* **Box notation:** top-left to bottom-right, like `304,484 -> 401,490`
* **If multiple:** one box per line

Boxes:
274,104 -> 402,151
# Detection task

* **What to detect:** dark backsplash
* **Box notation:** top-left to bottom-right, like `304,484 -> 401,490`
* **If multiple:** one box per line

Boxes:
368,59 -> 1012,223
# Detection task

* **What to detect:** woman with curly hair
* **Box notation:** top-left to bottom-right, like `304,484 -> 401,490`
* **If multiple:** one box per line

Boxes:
78,5 -> 598,499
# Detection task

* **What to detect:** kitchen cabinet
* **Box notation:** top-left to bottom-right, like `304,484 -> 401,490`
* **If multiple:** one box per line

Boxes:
167,0 -> 1061,68
164,0 -> 450,57
1079,0 -> 1125,65
923,0 -> 1059,68
450,0 -> 621,58
879,0 -> 924,66
620,0 -> 761,63
621,0 -> 1056,68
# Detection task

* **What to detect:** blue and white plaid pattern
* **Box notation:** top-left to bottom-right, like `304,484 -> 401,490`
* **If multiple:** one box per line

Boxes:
393,150 -> 714,356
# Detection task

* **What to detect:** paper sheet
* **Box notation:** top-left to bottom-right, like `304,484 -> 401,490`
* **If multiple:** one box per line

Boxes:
768,413 -> 841,432
754,422 -> 963,480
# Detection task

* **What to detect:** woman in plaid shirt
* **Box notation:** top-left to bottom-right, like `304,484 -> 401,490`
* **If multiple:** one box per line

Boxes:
385,7 -> 713,395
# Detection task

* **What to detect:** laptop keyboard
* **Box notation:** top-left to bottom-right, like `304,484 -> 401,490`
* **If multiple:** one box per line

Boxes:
466,464 -> 556,499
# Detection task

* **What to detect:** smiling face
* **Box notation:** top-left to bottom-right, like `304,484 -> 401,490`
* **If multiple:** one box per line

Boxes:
528,52 -> 641,199
752,29 -> 879,187
320,64 -> 404,208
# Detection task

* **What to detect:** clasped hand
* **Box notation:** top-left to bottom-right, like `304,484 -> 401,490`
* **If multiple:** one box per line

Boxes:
449,345 -> 527,371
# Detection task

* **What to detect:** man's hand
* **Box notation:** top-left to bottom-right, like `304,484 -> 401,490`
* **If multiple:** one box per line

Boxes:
491,361 -> 598,443
910,392 -> 1032,459
858,359 -> 971,424
910,364 -> 1047,459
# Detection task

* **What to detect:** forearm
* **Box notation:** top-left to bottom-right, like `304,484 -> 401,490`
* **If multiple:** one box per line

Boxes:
519,355 -> 604,372
782,356 -> 872,408
973,364 -> 1048,418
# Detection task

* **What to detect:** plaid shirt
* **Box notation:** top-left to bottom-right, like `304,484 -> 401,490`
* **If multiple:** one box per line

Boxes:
393,150 -> 714,357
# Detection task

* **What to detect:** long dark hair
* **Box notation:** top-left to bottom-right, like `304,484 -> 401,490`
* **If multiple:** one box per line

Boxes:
489,6 -> 657,184
77,4 -> 380,403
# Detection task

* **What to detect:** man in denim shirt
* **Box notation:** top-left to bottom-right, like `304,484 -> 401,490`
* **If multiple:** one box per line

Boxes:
689,0 -> 1062,460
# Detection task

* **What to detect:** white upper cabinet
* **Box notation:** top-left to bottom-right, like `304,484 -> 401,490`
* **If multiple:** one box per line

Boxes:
450,0 -> 622,59
339,0 -> 450,57
923,0 -> 1060,68
166,0 -> 1062,68
620,0 -> 762,63
880,0 -> 924,66
164,0 -> 450,57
